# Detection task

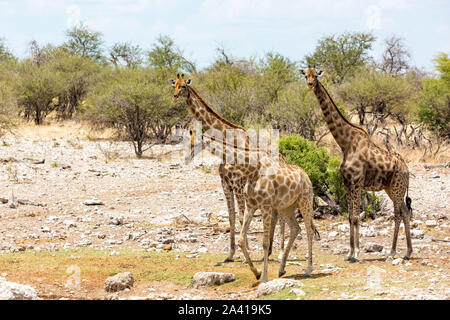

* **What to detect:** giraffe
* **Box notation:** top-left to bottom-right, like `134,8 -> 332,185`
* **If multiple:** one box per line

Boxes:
199,132 -> 316,282
169,74 -> 285,261
299,66 -> 413,262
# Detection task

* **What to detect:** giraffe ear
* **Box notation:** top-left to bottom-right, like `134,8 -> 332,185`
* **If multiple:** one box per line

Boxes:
299,69 -> 306,75
186,79 -> 192,86
317,70 -> 324,77
169,79 -> 176,87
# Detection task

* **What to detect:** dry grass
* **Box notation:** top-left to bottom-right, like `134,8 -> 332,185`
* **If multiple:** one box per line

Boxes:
14,119 -> 116,141
0,247 -> 446,300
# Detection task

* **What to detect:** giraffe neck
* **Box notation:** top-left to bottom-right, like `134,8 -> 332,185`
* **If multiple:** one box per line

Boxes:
314,82 -> 366,152
186,86 -> 246,134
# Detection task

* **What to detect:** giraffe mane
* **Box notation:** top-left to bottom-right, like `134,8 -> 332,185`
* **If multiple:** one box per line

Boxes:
187,86 -> 246,131
318,82 -> 369,136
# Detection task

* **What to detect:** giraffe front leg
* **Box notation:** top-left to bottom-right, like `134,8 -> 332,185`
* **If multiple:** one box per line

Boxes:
387,209 -> 402,260
261,208 -> 273,283
278,212 -> 300,278
222,181 -> 236,263
238,208 -> 260,280
267,209 -> 278,258
347,185 -> 361,263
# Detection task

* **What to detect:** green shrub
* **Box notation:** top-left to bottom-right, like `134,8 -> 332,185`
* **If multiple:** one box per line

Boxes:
278,134 -> 344,206
279,134 -> 381,217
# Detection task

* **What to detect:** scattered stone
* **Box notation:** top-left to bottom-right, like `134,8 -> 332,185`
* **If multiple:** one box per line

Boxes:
257,279 -> 304,297
364,243 -> 384,253
315,196 -> 328,207
63,220 -> 77,228
411,229 -> 424,239
328,231 -> 339,238
360,227 -> 378,237
290,288 -> 306,297
192,272 -> 235,288
17,199 -> 45,207
0,197 -> 8,204
0,280 -> 40,300
104,272 -> 134,292
109,216 -> 124,226
333,246 -> 349,255
337,224 -> 349,232
392,258 -> 403,266
425,220 -> 438,228
84,199 -> 104,206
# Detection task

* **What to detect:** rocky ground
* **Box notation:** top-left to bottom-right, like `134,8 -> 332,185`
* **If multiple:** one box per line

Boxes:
0,126 -> 449,300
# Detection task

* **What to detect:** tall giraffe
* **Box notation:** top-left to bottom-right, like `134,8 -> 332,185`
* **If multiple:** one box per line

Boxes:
300,67 -> 412,262
169,74 -> 285,261
199,132 -> 316,282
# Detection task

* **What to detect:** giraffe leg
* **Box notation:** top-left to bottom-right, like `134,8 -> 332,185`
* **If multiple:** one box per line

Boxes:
261,207 -> 273,283
344,183 -> 355,261
298,192 -> 314,276
268,210 -> 278,258
278,206 -> 300,278
388,205 -> 402,260
279,214 -> 285,251
238,207 -> 260,280
402,201 -> 413,259
220,171 -> 237,263
350,186 -> 361,262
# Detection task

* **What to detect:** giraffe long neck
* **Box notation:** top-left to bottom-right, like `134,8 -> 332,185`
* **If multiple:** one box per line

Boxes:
186,87 -> 245,134
314,82 -> 366,153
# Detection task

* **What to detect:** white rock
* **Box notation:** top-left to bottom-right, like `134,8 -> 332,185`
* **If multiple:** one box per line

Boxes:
0,280 -> 40,300
328,231 -> 339,238
104,272 -> 134,292
425,220 -> 437,228
257,278 -> 304,297
63,220 -> 77,228
360,227 -> 378,237
364,243 -> 384,253
192,272 -> 235,288
290,288 -> 306,297
337,224 -> 349,232
333,246 -> 349,255
392,258 -> 403,266
411,229 -> 424,239
84,199 -> 104,206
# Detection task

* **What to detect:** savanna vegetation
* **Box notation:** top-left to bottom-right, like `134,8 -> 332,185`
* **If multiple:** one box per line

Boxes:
0,25 -> 448,215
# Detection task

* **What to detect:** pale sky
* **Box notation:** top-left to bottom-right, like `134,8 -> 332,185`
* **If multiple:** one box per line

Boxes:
1,0 -> 449,72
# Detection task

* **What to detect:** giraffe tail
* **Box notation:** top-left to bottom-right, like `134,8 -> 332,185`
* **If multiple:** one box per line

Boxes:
405,176 -> 412,219
313,223 -> 321,241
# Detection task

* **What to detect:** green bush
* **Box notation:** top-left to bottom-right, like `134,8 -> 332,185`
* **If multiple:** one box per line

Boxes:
279,134 -> 381,217
278,135 -> 344,206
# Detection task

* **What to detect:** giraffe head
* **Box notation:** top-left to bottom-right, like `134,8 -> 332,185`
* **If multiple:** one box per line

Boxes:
169,73 -> 192,103
299,66 -> 323,90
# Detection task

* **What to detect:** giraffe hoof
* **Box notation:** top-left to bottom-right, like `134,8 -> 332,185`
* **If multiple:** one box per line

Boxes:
403,255 -> 411,260
223,257 -> 234,263
255,272 -> 262,280
348,257 -> 358,263
278,270 -> 286,278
